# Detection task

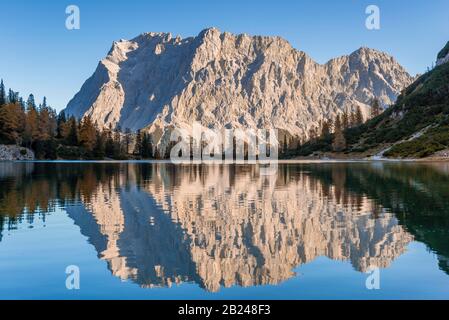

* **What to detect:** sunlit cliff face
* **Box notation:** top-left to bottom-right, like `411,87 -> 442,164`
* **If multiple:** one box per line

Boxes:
68,164 -> 413,292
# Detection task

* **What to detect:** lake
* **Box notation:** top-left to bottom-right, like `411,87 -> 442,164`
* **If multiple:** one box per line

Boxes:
1,161 -> 449,299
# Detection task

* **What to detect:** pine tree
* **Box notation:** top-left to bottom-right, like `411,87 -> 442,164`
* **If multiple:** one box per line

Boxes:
154,146 -> 161,159
26,94 -> 36,111
78,116 -> 96,152
105,129 -> 114,158
332,115 -> 346,152
48,108 -> 58,139
8,89 -> 18,104
124,128 -> 132,155
349,110 -> 357,128
18,97 -> 25,110
355,106 -> 364,126
308,126 -> 317,142
93,130 -> 106,159
328,118 -> 334,134
296,138 -> 302,153
134,130 -> 142,157
141,133 -> 149,158
113,128 -> 122,158
0,80 -> 6,106
42,96 -> 47,109
23,107 -> 39,147
37,107 -> 52,141
283,136 -> 288,154
370,98 -> 382,118
342,110 -> 349,129
320,120 -> 331,138
57,111 -> 67,139
140,132 -> 148,159
0,103 -> 24,144
140,133 -> 154,158
147,135 -> 153,158
66,117 -> 79,146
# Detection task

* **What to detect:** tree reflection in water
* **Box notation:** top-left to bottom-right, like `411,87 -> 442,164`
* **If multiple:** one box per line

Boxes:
1,162 -> 449,291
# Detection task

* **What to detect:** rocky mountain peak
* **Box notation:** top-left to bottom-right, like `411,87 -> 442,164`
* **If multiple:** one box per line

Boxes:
65,28 -> 415,150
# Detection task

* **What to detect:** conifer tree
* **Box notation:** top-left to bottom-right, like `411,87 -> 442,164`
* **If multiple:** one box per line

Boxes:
332,115 -> 346,152
141,133 -> 154,158
8,90 -> 18,104
141,133 -> 149,158
42,96 -> 47,109
320,120 -> 331,137
113,128 -> 122,158
93,130 -> 106,159
78,116 -> 96,152
153,146 -> 161,159
23,107 -> 39,147
283,136 -> 288,154
105,129 -> 114,158
308,126 -> 317,142
370,98 -> 382,118
26,94 -> 36,110
355,106 -> 364,126
134,130 -> 142,157
57,111 -> 67,139
37,107 -> 52,141
48,108 -> 58,138
147,135 -> 153,158
140,133 -> 154,158
349,110 -> 357,128
124,128 -> 132,155
66,117 -> 79,146
296,138 -> 302,153
0,103 -> 24,144
18,97 -> 25,110
0,80 -> 6,106
342,110 -> 349,129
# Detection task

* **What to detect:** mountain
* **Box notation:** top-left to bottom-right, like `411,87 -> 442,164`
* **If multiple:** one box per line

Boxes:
65,28 -> 414,149
342,41 -> 449,159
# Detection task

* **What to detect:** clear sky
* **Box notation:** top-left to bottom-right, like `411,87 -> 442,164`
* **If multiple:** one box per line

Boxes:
0,0 -> 448,111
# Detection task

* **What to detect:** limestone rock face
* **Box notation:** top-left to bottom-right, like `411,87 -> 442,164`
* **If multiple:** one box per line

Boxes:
65,28 -> 414,146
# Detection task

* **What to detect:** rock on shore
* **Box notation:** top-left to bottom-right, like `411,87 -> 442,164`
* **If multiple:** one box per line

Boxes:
0,145 -> 35,161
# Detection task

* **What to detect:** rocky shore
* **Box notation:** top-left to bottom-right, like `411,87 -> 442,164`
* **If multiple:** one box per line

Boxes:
0,145 -> 35,161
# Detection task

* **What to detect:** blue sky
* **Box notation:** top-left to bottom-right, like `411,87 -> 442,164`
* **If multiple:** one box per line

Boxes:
0,0 -> 448,111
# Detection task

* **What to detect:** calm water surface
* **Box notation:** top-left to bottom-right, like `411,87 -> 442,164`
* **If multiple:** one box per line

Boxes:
1,161 -> 449,299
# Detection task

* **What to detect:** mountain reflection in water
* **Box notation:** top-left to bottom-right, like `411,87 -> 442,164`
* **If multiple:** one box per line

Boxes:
1,162 -> 449,293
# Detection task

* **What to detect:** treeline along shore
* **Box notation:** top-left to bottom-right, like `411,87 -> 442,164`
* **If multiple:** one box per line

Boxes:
0,78 -> 383,161
0,79 -> 156,160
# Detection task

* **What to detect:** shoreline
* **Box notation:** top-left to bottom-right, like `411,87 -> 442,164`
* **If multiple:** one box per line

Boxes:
3,158 -> 448,164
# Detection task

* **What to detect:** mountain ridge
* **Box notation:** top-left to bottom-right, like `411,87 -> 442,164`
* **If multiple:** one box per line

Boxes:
293,40 -> 449,159
65,28 -> 414,150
